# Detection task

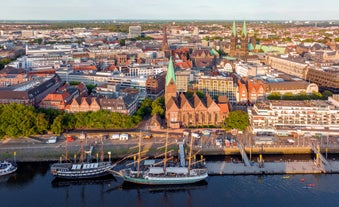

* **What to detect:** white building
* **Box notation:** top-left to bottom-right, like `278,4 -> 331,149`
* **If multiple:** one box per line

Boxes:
248,100 -> 339,136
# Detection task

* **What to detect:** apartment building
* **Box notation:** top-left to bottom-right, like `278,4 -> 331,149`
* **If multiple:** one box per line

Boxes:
248,100 -> 339,136
196,76 -> 237,104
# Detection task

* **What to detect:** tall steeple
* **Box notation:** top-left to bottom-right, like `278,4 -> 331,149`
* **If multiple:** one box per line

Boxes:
165,56 -> 176,86
162,26 -> 169,51
165,56 -> 177,106
232,21 -> 237,37
241,21 -> 247,37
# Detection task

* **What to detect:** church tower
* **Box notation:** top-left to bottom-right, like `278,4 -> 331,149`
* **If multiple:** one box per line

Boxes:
240,21 -> 248,60
229,21 -> 237,57
229,21 -> 248,60
162,26 -> 171,58
165,56 -> 177,105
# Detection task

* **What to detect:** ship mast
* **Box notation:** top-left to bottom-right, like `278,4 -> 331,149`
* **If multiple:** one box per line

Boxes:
80,140 -> 84,163
187,132 -> 194,175
65,137 -> 68,161
100,137 -> 104,162
163,129 -> 169,174
137,130 -> 142,177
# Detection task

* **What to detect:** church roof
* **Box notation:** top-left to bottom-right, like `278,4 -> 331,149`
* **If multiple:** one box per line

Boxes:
242,21 -> 247,37
232,21 -> 237,37
165,56 -> 176,86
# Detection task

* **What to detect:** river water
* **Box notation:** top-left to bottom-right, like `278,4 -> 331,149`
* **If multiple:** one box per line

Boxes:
1,162 -> 339,207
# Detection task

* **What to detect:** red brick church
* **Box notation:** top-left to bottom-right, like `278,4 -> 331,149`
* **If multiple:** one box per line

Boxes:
165,57 -> 229,129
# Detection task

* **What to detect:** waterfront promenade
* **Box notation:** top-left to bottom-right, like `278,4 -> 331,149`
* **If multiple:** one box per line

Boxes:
1,131 -> 339,175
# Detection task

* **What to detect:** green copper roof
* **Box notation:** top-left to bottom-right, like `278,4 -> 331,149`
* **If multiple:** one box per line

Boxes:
232,21 -> 237,37
166,56 -> 176,86
223,56 -> 236,61
248,43 -> 254,51
255,45 -> 285,54
210,48 -> 219,56
242,21 -> 247,37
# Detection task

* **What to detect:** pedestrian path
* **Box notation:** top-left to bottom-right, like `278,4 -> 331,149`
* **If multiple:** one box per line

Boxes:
237,143 -> 251,166
311,143 -> 329,166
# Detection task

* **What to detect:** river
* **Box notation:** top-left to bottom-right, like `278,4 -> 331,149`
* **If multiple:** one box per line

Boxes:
1,162 -> 339,207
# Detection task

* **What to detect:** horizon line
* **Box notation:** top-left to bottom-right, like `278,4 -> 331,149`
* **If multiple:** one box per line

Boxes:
1,19 -> 339,22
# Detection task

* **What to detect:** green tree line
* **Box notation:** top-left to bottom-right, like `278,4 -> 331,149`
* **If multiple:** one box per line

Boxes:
0,97 -> 165,139
267,90 -> 333,100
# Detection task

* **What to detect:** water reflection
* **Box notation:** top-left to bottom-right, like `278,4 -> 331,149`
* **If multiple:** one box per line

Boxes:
120,180 -> 208,193
51,174 -> 116,188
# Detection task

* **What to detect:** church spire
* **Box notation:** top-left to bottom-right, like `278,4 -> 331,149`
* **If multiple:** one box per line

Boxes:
165,56 -> 176,86
232,21 -> 237,37
242,21 -> 247,37
162,26 -> 169,51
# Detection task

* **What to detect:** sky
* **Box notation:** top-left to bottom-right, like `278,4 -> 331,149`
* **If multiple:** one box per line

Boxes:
1,0 -> 339,21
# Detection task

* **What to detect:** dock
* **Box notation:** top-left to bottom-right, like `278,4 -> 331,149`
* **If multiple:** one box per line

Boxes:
206,143 -> 339,175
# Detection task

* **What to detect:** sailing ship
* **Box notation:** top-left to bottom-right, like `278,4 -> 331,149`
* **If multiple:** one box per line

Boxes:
119,131 -> 208,185
0,160 -> 17,176
50,137 -> 115,179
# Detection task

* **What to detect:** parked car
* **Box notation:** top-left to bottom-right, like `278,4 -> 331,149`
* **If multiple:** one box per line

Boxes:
191,132 -> 201,139
66,136 -> 74,142
202,130 -> 211,136
111,134 -> 120,140
144,133 -> 152,139
46,136 -> 57,144
119,133 -> 129,140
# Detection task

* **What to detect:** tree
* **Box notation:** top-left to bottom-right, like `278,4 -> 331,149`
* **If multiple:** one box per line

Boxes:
267,92 -> 281,100
296,91 -> 309,100
322,90 -> 333,100
224,110 -> 249,131
282,92 -> 295,100
309,91 -> 322,100
0,58 -> 11,70
51,114 -> 64,135
86,84 -> 96,95
152,97 -> 165,118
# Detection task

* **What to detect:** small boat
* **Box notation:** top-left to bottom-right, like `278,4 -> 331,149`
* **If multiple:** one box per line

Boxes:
300,178 -> 305,182
0,160 -> 17,176
282,175 -> 290,179
307,183 -> 315,187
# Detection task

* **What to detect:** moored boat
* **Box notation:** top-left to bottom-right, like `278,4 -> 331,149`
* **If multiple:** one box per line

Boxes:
50,138 -> 115,179
50,161 -> 115,179
119,131 -> 208,185
0,160 -> 17,176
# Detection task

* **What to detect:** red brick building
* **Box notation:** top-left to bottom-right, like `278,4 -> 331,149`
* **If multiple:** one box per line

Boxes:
165,57 -> 229,128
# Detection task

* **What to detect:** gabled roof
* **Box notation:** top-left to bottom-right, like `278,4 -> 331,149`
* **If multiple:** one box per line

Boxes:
179,93 -> 192,109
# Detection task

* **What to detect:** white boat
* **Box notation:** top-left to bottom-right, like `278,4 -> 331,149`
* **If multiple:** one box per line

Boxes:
50,138 -> 115,180
50,161 -> 115,179
119,131 -> 208,185
0,161 -> 17,176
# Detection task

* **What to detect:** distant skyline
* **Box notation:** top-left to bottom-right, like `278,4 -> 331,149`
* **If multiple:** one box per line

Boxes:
1,0 -> 339,21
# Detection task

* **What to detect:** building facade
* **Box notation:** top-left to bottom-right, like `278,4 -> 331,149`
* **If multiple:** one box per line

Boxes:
248,100 -> 339,136
196,76 -> 237,104
229,21 -> 248,60
165,57 -> 229,128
